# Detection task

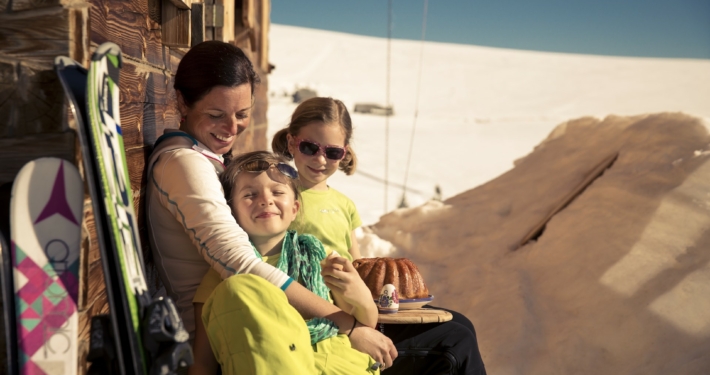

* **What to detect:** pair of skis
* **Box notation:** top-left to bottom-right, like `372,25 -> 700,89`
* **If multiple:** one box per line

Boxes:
56,42 -> 193,375
0,43 -> 192,374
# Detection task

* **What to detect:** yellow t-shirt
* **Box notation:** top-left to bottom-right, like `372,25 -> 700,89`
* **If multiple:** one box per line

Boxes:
289,187 -> 361,262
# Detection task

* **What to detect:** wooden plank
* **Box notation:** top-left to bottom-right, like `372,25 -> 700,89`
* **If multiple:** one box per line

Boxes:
90,0 -> 163,66
216,0 -> 234,42
126,146 -> 150,193
166,0 -> 190,10
168,47 -> 186,73
117,58 -> 173,114
69,6 -> 91,66
259,0 -> 269,71
121,102 -> 179,151
517,152 -> 619,248
162,0 -> 191,48
191,2 -> 205,47
0,132 -> 76,184
0,6 -> 69,66
0,62 -> 66,138
10,0 -> 61,12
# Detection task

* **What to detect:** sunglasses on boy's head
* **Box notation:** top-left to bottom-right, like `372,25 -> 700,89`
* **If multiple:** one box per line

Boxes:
294,137 -> 346,161
237,161 -> 299,179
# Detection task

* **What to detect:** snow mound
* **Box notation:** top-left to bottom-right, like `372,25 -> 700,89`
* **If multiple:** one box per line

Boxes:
370,112 -> 710,374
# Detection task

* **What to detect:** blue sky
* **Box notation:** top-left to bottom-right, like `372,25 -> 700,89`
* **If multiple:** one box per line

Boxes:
271,0 -> 710,59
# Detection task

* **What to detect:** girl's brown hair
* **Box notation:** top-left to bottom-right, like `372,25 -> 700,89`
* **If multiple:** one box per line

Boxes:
271,97 -> 357,175
220,151 -> 301,205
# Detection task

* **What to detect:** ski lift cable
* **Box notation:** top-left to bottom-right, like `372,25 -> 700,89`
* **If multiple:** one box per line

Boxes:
384,0 -> 392,212
401,0 -> 429,200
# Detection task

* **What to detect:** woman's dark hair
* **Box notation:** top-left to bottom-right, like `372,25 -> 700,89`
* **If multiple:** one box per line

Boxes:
271,97 -> 358,175
174,41 -> 260,107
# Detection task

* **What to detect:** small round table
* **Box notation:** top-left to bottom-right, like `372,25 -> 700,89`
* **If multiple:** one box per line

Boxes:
377,308 -> 452,324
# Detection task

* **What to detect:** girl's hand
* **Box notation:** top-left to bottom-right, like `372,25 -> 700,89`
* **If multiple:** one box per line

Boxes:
321,253 -> 377,327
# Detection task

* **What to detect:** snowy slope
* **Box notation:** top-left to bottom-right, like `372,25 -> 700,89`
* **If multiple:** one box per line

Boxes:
267,24 -> 710,225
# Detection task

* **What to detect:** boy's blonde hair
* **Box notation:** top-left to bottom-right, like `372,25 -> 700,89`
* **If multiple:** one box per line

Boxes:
220,151 -> 301,205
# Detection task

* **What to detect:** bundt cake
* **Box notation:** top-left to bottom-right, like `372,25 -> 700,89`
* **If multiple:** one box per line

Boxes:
353,257 -> 429,300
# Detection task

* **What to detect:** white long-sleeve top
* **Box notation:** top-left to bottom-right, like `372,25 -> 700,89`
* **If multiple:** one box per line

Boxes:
146,130 -> 293,335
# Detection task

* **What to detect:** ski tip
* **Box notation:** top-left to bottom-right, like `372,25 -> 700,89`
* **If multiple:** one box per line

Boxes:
92,42 -> 123,67
55,56 -> 77,70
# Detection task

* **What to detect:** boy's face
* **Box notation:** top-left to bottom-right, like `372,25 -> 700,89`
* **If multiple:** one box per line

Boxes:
230,168 -> 300,241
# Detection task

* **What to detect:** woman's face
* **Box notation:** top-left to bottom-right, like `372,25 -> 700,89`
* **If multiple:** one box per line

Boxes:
287,122 -> 346,190
230,168 -> 300,241
178,84 -> 252,155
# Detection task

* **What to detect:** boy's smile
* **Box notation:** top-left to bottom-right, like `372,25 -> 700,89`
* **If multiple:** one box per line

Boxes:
230,168 -> 300,254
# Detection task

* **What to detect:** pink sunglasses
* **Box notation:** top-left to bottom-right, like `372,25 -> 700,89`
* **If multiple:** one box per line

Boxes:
293,137 -> 346,161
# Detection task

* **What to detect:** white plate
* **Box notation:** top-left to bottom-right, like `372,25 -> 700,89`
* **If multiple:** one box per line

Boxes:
375,295 -> 434,310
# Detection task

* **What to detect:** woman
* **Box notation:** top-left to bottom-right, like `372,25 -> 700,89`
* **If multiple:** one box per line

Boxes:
145,41 -> 397,369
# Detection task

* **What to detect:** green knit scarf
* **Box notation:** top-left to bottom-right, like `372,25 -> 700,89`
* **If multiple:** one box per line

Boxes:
253,230 -> 339,345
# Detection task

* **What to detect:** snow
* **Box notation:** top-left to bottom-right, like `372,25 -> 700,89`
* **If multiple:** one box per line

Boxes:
267,24 -> 710,226
267,24 -> 710,374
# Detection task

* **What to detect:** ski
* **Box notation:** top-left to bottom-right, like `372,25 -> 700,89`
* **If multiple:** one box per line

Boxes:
0,220 -> 18,375
9,158 -> 83,374
56,43 -> 191,374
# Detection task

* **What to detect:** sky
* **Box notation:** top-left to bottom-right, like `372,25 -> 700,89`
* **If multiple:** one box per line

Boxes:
270,0 -> 710,59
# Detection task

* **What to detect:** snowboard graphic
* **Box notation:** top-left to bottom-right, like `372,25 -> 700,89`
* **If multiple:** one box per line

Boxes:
10,158 -> 83,375
57,44 -> 191,374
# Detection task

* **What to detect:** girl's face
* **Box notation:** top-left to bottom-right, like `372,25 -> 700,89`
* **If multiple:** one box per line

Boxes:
287,122 -> 346,190
178,84 -> 252,155
230,168 -> 300,241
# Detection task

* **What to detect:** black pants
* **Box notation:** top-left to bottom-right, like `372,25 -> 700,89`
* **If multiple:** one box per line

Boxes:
380,306 -> 486,375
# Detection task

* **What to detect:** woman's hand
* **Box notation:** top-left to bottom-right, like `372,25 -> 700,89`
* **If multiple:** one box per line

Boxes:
348,322 -> 398,370
321,253 -> 377,327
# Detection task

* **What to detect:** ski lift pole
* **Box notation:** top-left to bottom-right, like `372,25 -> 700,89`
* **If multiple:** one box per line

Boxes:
401,0 -> 429,207
384,0 -> 392,213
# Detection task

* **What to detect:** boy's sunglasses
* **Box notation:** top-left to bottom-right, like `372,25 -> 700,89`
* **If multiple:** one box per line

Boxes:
294,137 -> 346,161
238,161 -> 298,179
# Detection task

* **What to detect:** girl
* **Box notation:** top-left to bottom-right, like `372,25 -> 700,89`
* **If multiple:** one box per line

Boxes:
271,97 -> 362,261
190,151 -> 387,374
272,97 -> 487,375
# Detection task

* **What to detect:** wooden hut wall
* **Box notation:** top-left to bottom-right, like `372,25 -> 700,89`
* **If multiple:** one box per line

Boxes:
0,0 -> 271,371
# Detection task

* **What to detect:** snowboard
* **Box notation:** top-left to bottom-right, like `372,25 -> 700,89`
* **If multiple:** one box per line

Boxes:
9,157 -> 83,375
56,43 -> 191,375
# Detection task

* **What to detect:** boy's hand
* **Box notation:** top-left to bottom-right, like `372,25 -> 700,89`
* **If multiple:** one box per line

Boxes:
348,324 -> 398,370
320,253 -> 377,326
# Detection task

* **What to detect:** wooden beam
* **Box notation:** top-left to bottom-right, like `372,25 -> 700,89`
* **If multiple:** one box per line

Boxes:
162,0 -> 191,48
260,0 -> 270,72
166,0 -> 191,10
0,6 -> 70,67
0,132 -> 76,184
191,2 -> 205,46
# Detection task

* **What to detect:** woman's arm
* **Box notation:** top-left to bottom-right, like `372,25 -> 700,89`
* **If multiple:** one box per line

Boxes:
285,281 -> 396,365
151,149 -> 291,286
188,303 -> 218,375
348,229 -> 362,260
